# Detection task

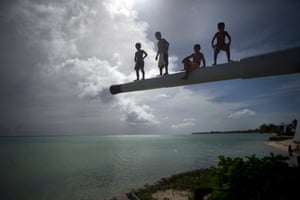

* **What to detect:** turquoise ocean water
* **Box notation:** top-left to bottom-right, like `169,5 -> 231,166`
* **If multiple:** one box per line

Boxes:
0,133 -> 284,200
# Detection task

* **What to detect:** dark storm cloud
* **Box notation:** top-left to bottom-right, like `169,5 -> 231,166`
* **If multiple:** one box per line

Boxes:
134,0 -> 300,66
125,111 -> 150,125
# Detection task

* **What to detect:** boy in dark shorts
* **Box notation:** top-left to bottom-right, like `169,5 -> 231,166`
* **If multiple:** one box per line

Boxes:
134,42 -> 148,81
211,22 -> 231,65
182,44 -> 206,80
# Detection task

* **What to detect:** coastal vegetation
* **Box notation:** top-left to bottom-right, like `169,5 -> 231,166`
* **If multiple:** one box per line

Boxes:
192,129 -> 259,134
259,119 -> 297,136
193,119 -> 298,136
209,153 -> 299,200
131,153 -> 299,200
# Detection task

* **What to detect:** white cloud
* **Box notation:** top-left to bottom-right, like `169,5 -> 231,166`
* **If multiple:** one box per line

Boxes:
228,109 -> 256,119
47,57 -> 123,101
119,98 -> 160,125
3,0 -> 298,135
4,0 -> 165,132
171,118 -> 196,129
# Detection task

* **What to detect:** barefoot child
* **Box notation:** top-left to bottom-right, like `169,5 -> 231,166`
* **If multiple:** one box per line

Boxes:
134,42 -> 148,81
211,22 -> 231,65
155,32 -> 169,76
182,44 -> 206,80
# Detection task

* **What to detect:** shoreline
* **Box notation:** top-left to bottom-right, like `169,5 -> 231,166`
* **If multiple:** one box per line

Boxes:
112,138 -> 299,200
265,138 -> 300,156
111,168 -> 212,200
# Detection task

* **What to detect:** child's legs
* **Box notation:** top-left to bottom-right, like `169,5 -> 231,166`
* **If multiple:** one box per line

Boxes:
226,48 -> 231,62
163,53 -> 169,74
141,66 -> 145,79
142,70 -> 145,79
158,55 -> 165,75
135,64 -> 139,80
183,59 -> 192,70
136,69 -> 139,80
136,63 -> 144,79
213,47 -> 220,64
185,68 -> 190,76
221,44 -> 230,62
164,65 -> 168,74
159,67 -> 163,76
182,68 -> 191,79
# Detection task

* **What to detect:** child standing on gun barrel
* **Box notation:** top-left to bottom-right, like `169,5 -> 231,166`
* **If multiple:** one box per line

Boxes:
211,22 -> 231,65
134,42 -> 147,81
155,31 -> 169,76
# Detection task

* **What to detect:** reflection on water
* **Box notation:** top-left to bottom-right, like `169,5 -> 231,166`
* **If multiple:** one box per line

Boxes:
0,134 -> 284,200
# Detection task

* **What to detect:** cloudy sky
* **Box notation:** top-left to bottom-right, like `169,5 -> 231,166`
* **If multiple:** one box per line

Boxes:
0,0 -> 300,136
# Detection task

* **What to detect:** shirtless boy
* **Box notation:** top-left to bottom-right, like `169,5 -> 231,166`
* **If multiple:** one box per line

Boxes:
182,44 -> 206,80
211,22 -> 231,65
134,42 -> 148,81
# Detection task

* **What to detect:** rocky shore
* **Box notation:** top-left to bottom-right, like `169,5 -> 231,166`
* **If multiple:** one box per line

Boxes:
112,189 -> 193,200
110,168 -> 212,200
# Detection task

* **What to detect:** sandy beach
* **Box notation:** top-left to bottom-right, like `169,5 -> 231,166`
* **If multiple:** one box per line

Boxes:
266,138 -> 299,155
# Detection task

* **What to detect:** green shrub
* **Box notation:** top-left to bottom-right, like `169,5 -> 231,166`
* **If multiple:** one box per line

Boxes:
209,153 -> 300,200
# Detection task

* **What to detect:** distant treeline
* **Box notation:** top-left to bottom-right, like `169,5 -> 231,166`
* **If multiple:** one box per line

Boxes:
259,119 -> 297,136
193,129 -> 259,134
193,119 -> 298,135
